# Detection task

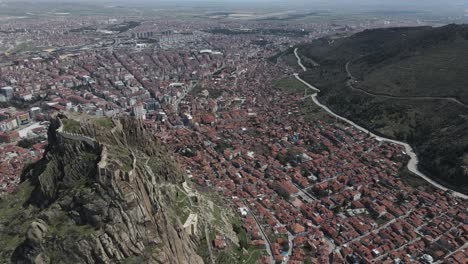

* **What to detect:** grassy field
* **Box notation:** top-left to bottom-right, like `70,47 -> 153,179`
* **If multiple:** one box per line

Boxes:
274,76 -> 333,122
300,97 -> 334,123
398,167 -> 433,190
282,53 -> 302,69
62,119 -> 82,133
92,117 -> 114,129
274,76 -> 309,94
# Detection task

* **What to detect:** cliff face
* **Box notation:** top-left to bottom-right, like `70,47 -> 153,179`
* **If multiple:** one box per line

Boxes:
0,116 -> 214,264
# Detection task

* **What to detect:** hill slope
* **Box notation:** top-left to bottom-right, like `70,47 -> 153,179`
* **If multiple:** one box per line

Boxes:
297,24 -> 468,193
0,115 -> 237,264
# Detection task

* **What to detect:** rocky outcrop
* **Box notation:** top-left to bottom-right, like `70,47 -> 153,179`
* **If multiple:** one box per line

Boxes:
6,116 -> 207,264
11,220 -> 49,264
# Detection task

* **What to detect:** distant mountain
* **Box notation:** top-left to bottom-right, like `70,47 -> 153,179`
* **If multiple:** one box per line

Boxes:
297,24 -> 468,193
0,115 -> 237,263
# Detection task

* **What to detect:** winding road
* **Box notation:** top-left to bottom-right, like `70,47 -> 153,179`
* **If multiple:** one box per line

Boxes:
294,48 -> 307,72
345,61 -> 468,108
293,48 -> 468,200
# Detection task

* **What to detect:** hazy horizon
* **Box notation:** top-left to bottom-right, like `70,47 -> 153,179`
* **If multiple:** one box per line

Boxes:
3,0 -> 468,8
1,0 -> 467,20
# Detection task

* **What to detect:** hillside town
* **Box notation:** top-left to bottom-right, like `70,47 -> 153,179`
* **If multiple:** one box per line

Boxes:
0,15 -> 466,264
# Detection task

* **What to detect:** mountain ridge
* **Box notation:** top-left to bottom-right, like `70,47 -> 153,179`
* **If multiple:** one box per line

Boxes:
296,24 -> 468,193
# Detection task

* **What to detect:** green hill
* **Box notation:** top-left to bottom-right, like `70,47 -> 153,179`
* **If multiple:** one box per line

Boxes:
296,24 -> 468,193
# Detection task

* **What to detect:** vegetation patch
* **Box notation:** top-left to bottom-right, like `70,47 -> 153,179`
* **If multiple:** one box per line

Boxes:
206,28 -> 309,37
108,21 -> 141,33
17,137 -> 45,149
62,119 -> 81,133
48,213 -> 95,239
200,218 -> 263,264
92,117 -> 113,129
109,146 -> 133,172
0,181 -> 36,261
274,77 -> 309,94
175,189 -> 191,223
297,24 -> 468,192
398,168 -> 432,190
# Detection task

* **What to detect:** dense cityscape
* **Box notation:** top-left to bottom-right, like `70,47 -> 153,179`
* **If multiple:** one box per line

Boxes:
0,3 -> 466,264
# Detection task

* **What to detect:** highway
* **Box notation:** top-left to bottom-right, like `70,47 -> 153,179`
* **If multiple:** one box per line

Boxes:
293,48 -> 468,200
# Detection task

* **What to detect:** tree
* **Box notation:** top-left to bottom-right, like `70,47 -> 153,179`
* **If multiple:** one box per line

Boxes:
281,239 -> 290,250
396,192 -> 407,205
17,137 -> 43,149
274,185 -> 291,200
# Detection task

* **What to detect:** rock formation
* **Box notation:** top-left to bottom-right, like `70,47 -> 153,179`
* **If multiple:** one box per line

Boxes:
0,115 -> 229,264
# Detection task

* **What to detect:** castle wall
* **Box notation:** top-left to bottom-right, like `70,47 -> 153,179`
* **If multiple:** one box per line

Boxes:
56,118 -> 99,150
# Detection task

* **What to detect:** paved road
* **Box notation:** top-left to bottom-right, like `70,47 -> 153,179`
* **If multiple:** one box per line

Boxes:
302,175 -> 339,191
435,242 -> 468,264
291,182 -> 318,202
293,48 -> 468,200
243,201 -> 275,264
343,209 -> 413,248
282,231 -> 295,264
374,221 -> 460,263
345,61 -> 468,108
294,48 -> 307,72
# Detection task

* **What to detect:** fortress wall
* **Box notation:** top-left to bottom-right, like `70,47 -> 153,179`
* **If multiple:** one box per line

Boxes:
56,118 -> 99,150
